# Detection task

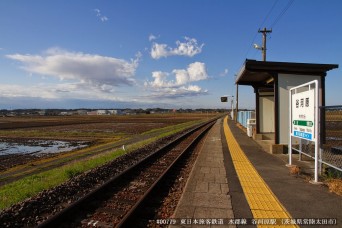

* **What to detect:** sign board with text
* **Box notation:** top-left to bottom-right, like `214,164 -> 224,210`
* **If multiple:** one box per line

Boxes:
289,80 -> 319,182
291,88 -> 315,141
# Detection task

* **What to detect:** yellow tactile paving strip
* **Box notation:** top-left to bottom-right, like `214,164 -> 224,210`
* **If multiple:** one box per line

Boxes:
223,117 -> 298,228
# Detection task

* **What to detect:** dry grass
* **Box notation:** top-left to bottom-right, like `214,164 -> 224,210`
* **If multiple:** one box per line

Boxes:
0,118 -> 207,210
326,112 -> 342,121
289,165 -> 301,176
325,179 -> 342,196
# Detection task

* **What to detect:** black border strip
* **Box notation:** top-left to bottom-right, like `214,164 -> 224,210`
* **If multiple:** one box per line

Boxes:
220,118 -> 256,228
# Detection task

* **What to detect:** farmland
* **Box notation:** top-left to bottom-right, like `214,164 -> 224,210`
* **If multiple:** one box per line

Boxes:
0,113 -> 220,183
0,113 -> 223,210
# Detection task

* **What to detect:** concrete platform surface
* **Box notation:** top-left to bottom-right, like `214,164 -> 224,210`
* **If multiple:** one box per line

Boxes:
225,116 -> 341,228
169,117 -> 341,228
170,119 -> 235,228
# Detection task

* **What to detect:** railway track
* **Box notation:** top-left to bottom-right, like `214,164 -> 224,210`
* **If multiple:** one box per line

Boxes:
0,119 -> 209,185
28,119 -> 216,227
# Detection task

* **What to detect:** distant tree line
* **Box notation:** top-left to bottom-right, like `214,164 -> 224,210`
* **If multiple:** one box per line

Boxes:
0,108 -> 230,117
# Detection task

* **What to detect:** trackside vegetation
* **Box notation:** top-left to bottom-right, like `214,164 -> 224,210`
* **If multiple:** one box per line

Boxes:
0,119 -> 206,210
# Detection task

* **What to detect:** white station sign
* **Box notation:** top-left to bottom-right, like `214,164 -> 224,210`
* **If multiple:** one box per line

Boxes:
289,80 -> 320,183
291,89 -> 315,141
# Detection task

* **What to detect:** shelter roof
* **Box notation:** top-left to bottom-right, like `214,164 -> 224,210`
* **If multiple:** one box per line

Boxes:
236,59 -> 338,86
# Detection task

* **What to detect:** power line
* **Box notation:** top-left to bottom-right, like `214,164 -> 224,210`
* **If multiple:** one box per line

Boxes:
234,0 -> 294,73
270,0 -> 295,28
239,0 -> 280,64
253,0 -> 294,61
233,0 -> 295,111
260,0 -> 279,29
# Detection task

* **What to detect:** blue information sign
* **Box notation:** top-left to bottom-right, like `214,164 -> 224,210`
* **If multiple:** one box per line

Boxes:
293,130 -> 312,140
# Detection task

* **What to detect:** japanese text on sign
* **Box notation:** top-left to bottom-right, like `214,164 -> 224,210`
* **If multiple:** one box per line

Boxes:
291,89 -> 315,141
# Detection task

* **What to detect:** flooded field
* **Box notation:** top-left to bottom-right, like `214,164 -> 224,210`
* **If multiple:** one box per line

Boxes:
0,113 -> 218,172
0,139 -> 89,157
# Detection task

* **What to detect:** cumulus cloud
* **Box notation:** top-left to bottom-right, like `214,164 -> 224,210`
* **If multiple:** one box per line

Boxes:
144,62 -> 208,99
146,62 -> 208,88
148,71 -> 173,87
145,85 -> 208,100
94,8 -> 108,22
6,48 -> 140,87
150,43 -> 169,60
150,37 -> 204,59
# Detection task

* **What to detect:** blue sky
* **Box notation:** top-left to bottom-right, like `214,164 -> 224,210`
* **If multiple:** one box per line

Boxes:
0,0 -> 341,109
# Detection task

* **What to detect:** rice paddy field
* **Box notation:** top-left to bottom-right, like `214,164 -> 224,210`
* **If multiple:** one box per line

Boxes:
0,113 -> 220,181
0,112 -> 223,210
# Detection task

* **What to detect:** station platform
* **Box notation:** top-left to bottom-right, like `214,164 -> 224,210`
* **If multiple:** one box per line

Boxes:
170,116 -> 341,227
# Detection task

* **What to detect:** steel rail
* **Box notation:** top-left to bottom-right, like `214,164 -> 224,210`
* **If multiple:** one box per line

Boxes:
37,118 -> 217,228
117,121 -> 214,227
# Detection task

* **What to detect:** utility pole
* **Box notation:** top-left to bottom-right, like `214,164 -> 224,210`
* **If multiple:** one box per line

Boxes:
258,27 -> 272,61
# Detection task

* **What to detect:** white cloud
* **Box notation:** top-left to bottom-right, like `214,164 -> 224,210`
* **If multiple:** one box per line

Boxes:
173,69 -> 189,86
147,71 -> 173,87
94,9 -> 101,15
0,82 -> 125,103
220,68 -> 229,77
150,37 -> 204,59
145,85 -> 208,100
0,84 -> 57,99
148,34 -> 158,41
94,8 -> 108,22
186,62 -> 208,82
144,62 -> 208,99
146,62 -> 208,88
6,48 -> 140,87
100,16 -> 108,22
150,43 -> 169,59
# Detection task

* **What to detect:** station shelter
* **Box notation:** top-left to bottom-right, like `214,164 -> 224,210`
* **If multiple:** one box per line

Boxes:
235,59 -> 338,153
